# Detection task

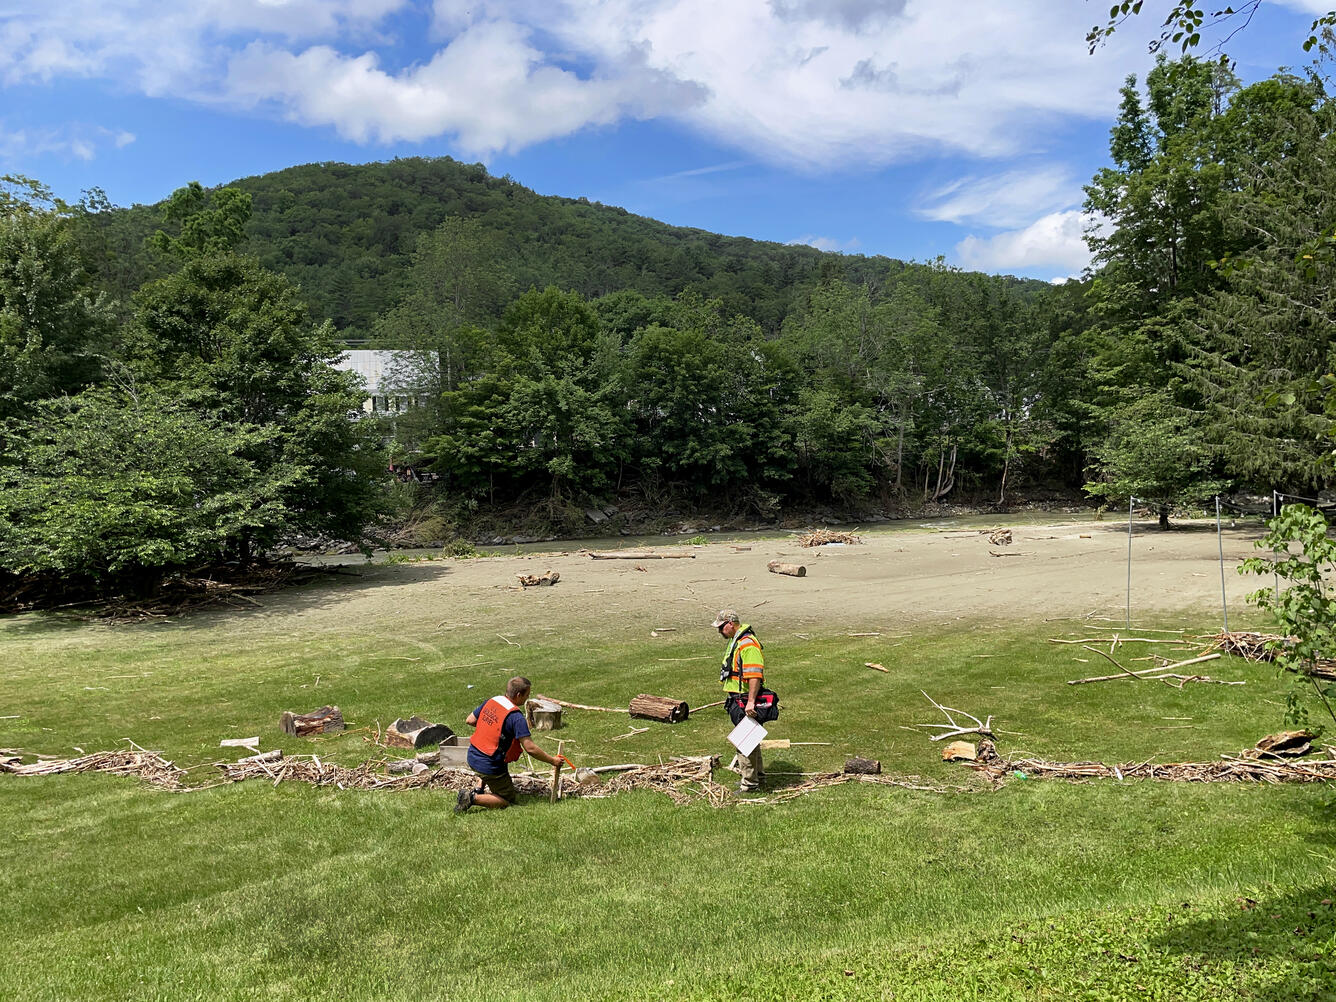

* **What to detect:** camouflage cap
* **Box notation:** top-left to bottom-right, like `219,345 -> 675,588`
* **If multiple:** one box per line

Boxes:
711,608 -> 740,628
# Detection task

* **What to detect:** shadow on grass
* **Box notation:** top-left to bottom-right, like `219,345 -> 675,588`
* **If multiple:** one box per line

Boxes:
0,561 -> 462,638
1151,884 -> 1336,987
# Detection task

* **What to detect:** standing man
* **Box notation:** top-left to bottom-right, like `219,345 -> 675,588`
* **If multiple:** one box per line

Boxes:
456,675 -> 566,812
713,608 -> 766,791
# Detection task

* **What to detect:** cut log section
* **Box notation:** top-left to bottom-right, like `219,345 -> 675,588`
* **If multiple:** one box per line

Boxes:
628,693 -> 690,723
279,705 -> 345,737
941,740 -> 977,762
768,560 -> 807,577
517,570 -> 560,587
843,757 -> 881,774
385,715 -> 455,749
526,698 -> 564,731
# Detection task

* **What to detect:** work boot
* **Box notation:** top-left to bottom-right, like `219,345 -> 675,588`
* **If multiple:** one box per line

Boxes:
454,787 -> 474,813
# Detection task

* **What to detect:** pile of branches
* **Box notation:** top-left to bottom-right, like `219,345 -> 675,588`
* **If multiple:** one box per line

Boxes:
0,560 -> 338,620
797,529 -> 862,547
968,750 -> 1336,786
0,748 -> 186,789
1210,630 -> 1336,680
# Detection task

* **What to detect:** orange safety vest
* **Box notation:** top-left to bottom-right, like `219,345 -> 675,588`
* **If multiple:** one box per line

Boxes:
469,696 -> 524,763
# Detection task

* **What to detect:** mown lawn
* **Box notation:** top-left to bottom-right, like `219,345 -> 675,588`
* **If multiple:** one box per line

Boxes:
1,585 -> 1333,1001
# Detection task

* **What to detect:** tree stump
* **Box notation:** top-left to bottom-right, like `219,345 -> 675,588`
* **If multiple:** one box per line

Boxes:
843,757 -> 881,774
629,694 -> 690,723
385,715 -> 455,749
767,560 -> 807,577
526,698 -> 564,731
279,705 -> 345,737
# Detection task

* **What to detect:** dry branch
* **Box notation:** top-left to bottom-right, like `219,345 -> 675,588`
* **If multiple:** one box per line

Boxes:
913,691 -> 994,741
531,694 -> 624,713
588,551 -> 696,560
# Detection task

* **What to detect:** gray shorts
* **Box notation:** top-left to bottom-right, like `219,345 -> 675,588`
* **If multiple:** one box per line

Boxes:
474,770 -> 519,805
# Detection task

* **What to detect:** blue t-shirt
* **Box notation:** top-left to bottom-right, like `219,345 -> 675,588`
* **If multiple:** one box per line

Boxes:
466,702 -> 531,775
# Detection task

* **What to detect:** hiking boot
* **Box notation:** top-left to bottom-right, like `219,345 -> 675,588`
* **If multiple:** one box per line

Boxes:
454,787 -> 475,813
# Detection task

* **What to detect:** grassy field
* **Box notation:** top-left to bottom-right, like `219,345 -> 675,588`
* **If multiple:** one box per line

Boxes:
2,573 -> 1334,1001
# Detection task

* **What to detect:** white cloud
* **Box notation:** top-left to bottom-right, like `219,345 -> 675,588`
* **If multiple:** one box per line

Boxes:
918,166 -> 1083,229
0,1 -> 1154,165
953,209 -> 1092,276
0,122 -> 136,163
789,234 -> 861,252
225,22 -> 706,153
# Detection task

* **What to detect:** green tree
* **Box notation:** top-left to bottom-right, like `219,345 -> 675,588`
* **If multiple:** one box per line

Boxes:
431,287 -> 628,509
1240,503 -> 1336,732
130,255 -> 385,551
1186,76 -> 1336,488
149,181 -> 252,261
0,386 -> 300,594
1084,391 -> 1226,527
0,175 -> 113,420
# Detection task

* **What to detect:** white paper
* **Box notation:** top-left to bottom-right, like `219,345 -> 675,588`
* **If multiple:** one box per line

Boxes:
726,716 -> 767,756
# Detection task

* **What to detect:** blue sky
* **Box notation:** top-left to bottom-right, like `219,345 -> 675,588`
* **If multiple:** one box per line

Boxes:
1,0 -> 1328,282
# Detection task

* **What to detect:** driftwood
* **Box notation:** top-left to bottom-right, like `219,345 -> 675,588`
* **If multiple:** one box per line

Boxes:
526,698 -> 563,731
768,560 -> 807,577
1250,730 -> 1316,758
516,570 -> 560,587
969,752 -> 1336,785
914,691 -> 994,741
1067,651 -> 1235,686
865,662 -> 889,673
531,694 -> 624,713
843,757 -> 881,774
1210,630 -> 1336,680
629,693 -> 690,723
588,551 -> 696,560
279,705 -> 345,737
219,737 -> 261,749
385,715 -> 455,749
798,529 -> 862,547
988,528 -> 1012,546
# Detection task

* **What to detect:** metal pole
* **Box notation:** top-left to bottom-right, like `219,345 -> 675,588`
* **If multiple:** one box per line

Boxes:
1216,496 -> 1229,633
1126,495 -> 1134,630
1273,489 -> 1280,602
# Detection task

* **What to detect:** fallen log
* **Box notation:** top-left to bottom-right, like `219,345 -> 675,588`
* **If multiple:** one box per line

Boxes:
629,693 -> 690,723
239,749 -> 282,765
588,552 -> 696,560
385,715 -> 455,749
843,757 -> 881,774
279,705 -> 345,737
531,694 -> 625,713
768,560 -> 807,578
526,698 -> 563,731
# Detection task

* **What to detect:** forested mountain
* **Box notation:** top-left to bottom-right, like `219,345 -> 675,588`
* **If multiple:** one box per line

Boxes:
76,155 -> 1048,338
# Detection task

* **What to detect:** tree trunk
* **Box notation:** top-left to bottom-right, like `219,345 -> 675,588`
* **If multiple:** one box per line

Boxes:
1159,504 -> 1171,529
279,705 -> 345,737
767,560 -> 807,577
628,694 -> 690,723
